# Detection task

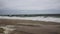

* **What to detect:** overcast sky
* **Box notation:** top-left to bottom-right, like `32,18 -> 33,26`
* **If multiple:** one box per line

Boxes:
0,0 -> 60,10
0,0 -> 60,14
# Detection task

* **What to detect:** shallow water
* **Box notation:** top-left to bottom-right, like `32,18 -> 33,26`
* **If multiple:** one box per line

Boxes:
0,25 -> 16,34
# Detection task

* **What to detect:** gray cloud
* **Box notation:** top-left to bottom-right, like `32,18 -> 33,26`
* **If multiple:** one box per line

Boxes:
0,0 -> 60,14
0,0 -> 60,10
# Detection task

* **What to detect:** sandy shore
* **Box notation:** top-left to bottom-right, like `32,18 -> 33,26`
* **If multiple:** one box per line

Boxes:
0,19 -> 60,34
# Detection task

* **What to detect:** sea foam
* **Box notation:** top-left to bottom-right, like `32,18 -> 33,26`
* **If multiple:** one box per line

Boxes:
0,16 -> 60,23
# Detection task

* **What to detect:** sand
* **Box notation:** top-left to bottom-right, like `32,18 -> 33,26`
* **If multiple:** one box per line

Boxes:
0,19 -> 60,34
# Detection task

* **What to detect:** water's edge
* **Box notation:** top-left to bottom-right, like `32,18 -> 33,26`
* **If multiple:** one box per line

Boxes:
0,16 -> 60,23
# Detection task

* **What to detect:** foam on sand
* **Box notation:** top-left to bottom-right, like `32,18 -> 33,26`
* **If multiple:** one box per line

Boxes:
0,25 -> 16,34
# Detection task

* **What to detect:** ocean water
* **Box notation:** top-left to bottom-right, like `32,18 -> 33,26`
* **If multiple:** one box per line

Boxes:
0,16 -> 60,23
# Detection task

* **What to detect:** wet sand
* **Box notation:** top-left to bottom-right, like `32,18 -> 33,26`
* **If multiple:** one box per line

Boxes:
0,19 -> 60,34
0,19 -> 60,25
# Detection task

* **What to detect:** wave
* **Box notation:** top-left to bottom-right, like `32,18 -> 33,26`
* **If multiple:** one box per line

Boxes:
0,16 -> 60,23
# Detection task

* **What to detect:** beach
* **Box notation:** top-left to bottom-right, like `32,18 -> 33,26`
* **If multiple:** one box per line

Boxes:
0,16 -> 60,34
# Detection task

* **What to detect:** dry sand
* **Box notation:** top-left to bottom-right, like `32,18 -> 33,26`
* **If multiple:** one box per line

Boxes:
0,19 -> 60,34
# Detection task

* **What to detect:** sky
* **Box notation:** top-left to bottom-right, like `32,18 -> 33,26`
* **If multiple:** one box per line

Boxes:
0,0 -> 60,10
0,0 -> 60,14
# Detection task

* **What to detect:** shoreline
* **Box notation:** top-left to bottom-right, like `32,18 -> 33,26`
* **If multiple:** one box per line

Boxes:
0,16 -> 60,34
0,16 -> 60,23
